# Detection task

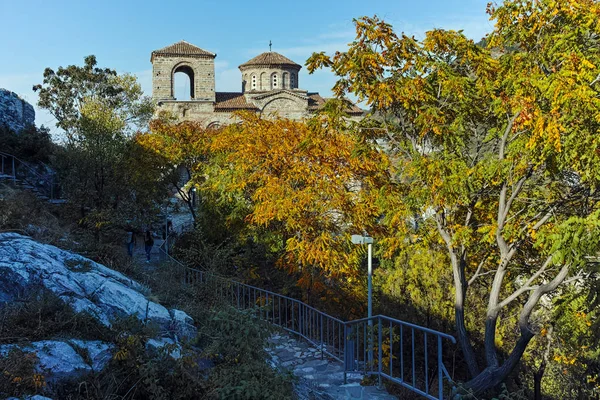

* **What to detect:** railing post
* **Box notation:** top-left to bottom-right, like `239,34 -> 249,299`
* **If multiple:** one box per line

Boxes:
343,324 -> 348,384
299,304 -> 303,336
320,313 -> 324,360
344,324 -> 355,374
438,336 -> 443,400
378,317 -> 382,388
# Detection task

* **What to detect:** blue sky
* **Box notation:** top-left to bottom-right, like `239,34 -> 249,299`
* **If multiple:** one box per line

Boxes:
0,0 -> 494,136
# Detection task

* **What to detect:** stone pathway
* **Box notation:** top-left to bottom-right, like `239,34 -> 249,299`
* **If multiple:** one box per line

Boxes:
266,332 -> 397,400
131,237 -> 165,265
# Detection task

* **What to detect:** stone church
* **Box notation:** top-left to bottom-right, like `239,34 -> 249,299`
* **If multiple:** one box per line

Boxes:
150,41 -> 363,127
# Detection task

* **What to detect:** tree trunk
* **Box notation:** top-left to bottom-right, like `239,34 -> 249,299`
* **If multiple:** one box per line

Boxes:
533,368 -> 543,400
534,325 -> 553,400
455,305 -> 480,378
464,329 -> 535,394
454,259 -> 480,379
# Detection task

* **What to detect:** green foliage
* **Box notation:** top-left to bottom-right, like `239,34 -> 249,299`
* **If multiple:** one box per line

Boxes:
376,242 -> 455,329
33,55 -> 153,137
528,286 -> 600,398
199,306 -> 295,400
0,124 -> 56,164
32,58 -> 171,240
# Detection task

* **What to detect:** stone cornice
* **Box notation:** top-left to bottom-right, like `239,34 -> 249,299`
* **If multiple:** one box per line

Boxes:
249,89 -> 309,101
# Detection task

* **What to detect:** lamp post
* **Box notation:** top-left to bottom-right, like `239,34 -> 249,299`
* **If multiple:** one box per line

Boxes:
351,234 -> 374,319
351,234 -> 374,365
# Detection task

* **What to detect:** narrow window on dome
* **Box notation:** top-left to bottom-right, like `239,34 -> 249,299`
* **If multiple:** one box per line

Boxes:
290,73 -> 296,89
271,73 -> 278,89
251,75 -> 257,90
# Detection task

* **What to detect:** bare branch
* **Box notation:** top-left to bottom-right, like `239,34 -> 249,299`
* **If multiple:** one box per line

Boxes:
502,171 -> 531,224
498,112 -> 520,161
468,255 -> 491,285
435,211 -> 453,250
499,256 -> 554,309
519,264 -> 570,330
562,270 -> 585,285
591,72 -> 600,87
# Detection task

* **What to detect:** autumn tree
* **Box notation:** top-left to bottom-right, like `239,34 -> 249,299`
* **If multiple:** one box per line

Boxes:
204,112 -> 389,306
308,0 -> 600,394
140,110 -> 389,308
137,118 -> 213,221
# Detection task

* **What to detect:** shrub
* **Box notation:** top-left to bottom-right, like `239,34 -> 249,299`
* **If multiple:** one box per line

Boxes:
0,348 -> 45,398
199,306 -> 295,400
0,124 -> 56,164
0,289 -> 110,345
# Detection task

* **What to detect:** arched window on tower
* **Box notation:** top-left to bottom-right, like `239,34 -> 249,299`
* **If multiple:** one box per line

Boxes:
282,72 -> 289,89
173,65 -> 195,100
271,73 -> 278,90
251,75 -> 257,90
290,73 -> 296,89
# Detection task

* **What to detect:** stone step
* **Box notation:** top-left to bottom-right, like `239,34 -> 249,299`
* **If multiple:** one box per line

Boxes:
267,332 -> 398,399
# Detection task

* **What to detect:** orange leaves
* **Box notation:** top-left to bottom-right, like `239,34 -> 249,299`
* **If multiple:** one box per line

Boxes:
139,118 -> 214,165
203,113 -> 388,284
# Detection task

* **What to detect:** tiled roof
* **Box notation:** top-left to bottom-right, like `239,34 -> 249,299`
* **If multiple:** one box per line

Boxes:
307,93 -> 365,115
214,92 -> 259,111
239,52 -> 301,69
151,41 -> 215,61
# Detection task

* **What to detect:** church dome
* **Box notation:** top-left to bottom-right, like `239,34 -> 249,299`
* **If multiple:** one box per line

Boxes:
239,51 -> 301,92
239,52 -> 301,70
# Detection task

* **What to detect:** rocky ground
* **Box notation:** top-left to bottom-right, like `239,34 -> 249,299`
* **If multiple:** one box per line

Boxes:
0,232 -> 196,399
0,230 -> 400,399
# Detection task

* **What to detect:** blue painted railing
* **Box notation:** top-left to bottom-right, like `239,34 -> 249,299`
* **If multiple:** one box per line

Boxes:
158,241 -> 456,399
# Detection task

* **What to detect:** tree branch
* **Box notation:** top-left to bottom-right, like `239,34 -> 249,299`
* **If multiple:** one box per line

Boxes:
468,256 -> 491,286
518,264 -> 571,330
498,256 -> 554,309
498,112 -> 520,161
590,72 -> 600,87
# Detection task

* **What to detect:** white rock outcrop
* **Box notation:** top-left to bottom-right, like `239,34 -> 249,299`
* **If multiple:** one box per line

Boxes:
0,340 -> 113,382
0,232 -> 196,339
0,88 -> 35,132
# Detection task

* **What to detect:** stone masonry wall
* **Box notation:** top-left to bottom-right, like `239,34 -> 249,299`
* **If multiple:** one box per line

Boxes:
241,66 -> 300,91
0,88 -> 35,132
152,56 -> 215,102
157,101 -> 240,127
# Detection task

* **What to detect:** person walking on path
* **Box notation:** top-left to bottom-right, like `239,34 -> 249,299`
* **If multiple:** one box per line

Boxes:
126,229 -> 136,257
144,230 -> 154,262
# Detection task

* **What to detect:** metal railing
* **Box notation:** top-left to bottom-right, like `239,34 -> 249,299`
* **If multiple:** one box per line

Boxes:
0,151 -> 60,200
158,238 -> 455,399
345,316 -> 456,399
